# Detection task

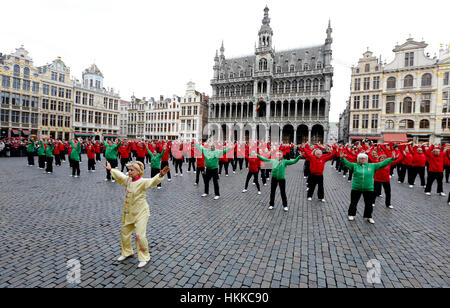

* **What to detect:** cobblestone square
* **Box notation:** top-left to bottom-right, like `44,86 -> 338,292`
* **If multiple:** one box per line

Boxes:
0,156 -> 449,288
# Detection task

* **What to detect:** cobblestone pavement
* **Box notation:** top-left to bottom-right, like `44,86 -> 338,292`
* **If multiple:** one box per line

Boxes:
0,156 -> 449,288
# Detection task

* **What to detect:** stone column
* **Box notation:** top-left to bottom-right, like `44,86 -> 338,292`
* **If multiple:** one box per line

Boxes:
308,129 -> 311,143
302,101 -> 305,120
293,129 -> 297,145
295,101 -> 298,120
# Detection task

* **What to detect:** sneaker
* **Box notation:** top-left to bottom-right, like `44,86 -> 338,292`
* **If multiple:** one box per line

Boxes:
307,197 -> 312,201
320,199 -> 326,202
157,187 -> 161,190
117,255 -> 132,262
180,174 -> 183,177
112,180 -> 115,183
343,175 -> 346,178
268,206 -> 274,210
367,218 -> 375,224
194,183 -> 198,186
283,207 -> 289,212
388,205 -> 394,209
425,192 -> 431,196
303,176 -> 307,179
201,193 -> 208,197
348,216 -> 355,221
214,196 -> 220,200
233,171 -> 236,174
347,180 -> 351,183
242,189 -> 248,193
398,181 -> 401,184
168,179 -> 171,182
175,173 -> 178,177
92,170 -> 95,173
104,179 -> 109,181
47,172 -> 51,174
409,185 -> 413,188
252,182 -> 256,185
372,204 -> 375,207
226,174 -> 229,177
74,175 -> 79,178
137,261 -> 148,268
257,191 -> 261,195
440,192 -> 446,196
264,183 -> 267,186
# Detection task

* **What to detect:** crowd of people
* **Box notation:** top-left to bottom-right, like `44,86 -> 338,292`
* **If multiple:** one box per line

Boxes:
1,135 -> 449,267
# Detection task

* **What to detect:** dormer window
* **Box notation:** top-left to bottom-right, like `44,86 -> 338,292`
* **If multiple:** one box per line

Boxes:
405,52 -> 414,67
365,64 -> 370,72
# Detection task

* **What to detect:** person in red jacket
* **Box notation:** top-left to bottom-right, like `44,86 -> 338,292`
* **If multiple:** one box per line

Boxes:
444,150 -> 450,183
242,149 -> 262,195
194,144 -> 205,186
58,141 -> 66,163
118,142 -> 132,172
94,141 -> 102,162
86,142 -> 96,172
398,144 -> 413,184
187,142 -> 196,173
301,145 -> 336,202
424,144 -> 447,196
172,142 -> 184,176
408,143 -> 427,188
161,141 -> 172,181
134,142 -> 147,168
218,143 -> 230,177
373,152 -> 403,209
53,141 -> 61,166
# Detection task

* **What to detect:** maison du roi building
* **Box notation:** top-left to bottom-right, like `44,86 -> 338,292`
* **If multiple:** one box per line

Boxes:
207,6 -> 333,144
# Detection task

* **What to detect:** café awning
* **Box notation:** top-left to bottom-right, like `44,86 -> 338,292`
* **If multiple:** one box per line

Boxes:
383,133 -> 408,143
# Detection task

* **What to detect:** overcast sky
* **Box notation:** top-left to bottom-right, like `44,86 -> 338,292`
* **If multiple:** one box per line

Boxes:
2,0 -> 448,121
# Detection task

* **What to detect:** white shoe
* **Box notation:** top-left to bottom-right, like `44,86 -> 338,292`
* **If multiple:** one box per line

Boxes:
47,172 -> 51,174
388,205 -> 394,209
242,189 -> 248,193
257,191 -> 261,195
74,175 -> 79,178
201,193 -> 208,197
367,218 -> 375,224
348,216 -> 355,221
409,185 -> 413,188
264,183 -> 267,186
112,180 -> 115,183
343,175 -> 346,178
440,192 -> 446,196
214,196 -> 220,200
137,261 -> 148,268
92,170 -> 95,173
268,206 -> 274,210
425,192 -> 431,196
283,207 -> 289,212
194,183 -> 198,186
233,171 -> 236,174
307,197 -> 312,201
194,171 -> 196,174
372,204 -> 375,207
304,176 -> 307,179
104,178 -> 109,181
117,255 -> 131,262
320,199 -> 325,202
157,187 -> 161,190
252,182 -> 255,185
398,181 -> 401,184
168,179 -> 171,182
347,180 -> 351,183
180,174 -> 183,177
175,173 -> 178,176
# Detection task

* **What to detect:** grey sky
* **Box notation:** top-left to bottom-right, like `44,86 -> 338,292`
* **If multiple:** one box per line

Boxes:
2,0 -> 448,121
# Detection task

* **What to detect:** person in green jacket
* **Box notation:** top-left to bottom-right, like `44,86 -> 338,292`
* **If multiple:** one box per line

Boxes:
70,139 -> 82,177
257,151 -> 301,212
26,139 -> 35,166
103,138 -> 122,182
44,139 -> 55,174
37,139 -> 46,169
195,142 -> 233,200
147,146 -> 166,189
340,151 -> 396,224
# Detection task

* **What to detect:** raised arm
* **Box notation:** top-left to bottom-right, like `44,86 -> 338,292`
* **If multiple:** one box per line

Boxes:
286,155 -> 302,165
256,154 -> 271,163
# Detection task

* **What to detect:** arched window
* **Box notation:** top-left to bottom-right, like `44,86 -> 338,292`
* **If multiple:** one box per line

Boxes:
13,64 -> 20,76
313,79 -> 319,91
316,62 -> 322,69
386,120 -> 394,129
404,75 -> 414,88
386,96 -> 395,114
399,119 -> 414,129
289,65 -> 295,72
299,79 -> 304,91
419,119 -> 430,129
303,63 -> 309,70
292,80 -> 298,92
272,82 -> 278,94
305,79 -> 311,92
402,97 -> 413,113
239,70 -> 244,77
421,73 -> 432,86
387,77 -> 396,89
23,67 -> 30,79
285,81 -> 291,93
259,58 -> 268,71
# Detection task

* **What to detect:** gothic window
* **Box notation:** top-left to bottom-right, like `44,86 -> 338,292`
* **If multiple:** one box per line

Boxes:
292,80 -> 298,92
259,58 -> 268,71
273,82 -> 278,94
305,79 -> 311,92
276,66 -> 281,73
303,63 -> 309,70
313,79 -> 319,92
285,81 -> 291,93
290,65 -> 295,72
316,62 -> 322,69
319,79 -> 324,91
239,70 -> 244,77
421,73 -> 432,87
299,80 -> 304,91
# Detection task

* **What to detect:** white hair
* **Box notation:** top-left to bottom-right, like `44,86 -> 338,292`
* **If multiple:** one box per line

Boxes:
357,153 -> 368,163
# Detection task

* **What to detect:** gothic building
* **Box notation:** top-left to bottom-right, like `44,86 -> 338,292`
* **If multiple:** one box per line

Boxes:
208,6 -> 333,144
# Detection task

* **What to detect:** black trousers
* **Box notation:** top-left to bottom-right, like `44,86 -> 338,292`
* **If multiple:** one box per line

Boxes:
425,171 -> 444,194
174,159 -> 183,174
38,155 -> 46,168
409,166 -> 425,186
161,161 -> 171,179
72,160 -> 80,176
136,156 -> 145,168
55,154 -> 61,166
45,156 -> 53,173
348,190 -> 374,218
260,169 -> 270,185
96,153 -> 101,161
270,178 -> 287,208
60,152 -> 65,162
204,168 -> 220,196
151,168 -> 161,187
374,181 -> 391,207
188,158 -> 196,172
231,157 -> 237,171
106,159 -> 118,180
27,152 -> 34,165
307,174 -> 324,199
245,158 -> 249,168
244,171 -> 260,191
88,158 -> 96,171
238,158 -> 244,170
219,161 -> 229,175
303,160 -> 310,177
445,166 -> 450,183
398,164 -> 411,183
120,158 -> 129,172
146,154 -> 151,164
69,157 -> 73,168
348,170 -> 353,181
196,167 -> 205,184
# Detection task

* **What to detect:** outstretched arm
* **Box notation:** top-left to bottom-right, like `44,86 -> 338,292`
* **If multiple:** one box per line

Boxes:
286,155 -> 302,165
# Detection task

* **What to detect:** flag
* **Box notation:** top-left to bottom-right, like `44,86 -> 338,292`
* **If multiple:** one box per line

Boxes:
256,103 -> 261,111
